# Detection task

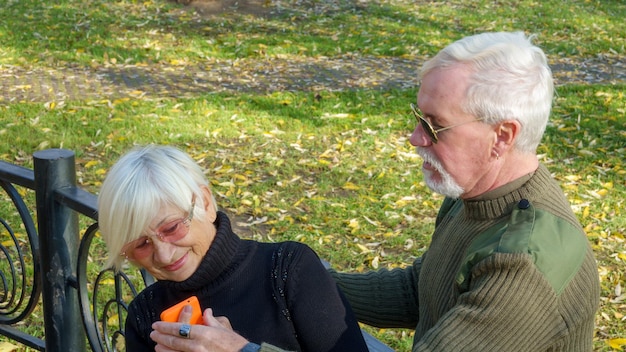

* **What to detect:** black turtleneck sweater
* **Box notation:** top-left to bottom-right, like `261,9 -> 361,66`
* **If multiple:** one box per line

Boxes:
125,211 -> 368,352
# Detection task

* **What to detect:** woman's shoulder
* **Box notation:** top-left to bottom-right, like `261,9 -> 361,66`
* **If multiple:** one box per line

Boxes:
248,240 -> 322,270
256,240 -> 318,257
128,281 -> 169,310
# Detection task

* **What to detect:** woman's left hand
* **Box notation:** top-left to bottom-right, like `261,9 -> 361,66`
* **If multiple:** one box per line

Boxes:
151,306 -> 249,352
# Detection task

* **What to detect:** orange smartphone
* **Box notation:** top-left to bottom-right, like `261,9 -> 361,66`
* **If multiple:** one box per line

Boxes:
160,296 -> 203,324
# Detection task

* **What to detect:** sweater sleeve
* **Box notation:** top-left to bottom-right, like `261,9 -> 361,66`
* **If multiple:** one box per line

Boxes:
413,253 -> 565,352
258,342 -> 295,352
329,256 -> 422,329
283,243 -> 368,352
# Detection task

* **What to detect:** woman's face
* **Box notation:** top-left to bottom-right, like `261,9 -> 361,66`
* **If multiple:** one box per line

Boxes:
125,187 -> 217,281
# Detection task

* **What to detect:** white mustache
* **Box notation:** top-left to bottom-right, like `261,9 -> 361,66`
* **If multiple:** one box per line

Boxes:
416,147 -> 441,169
415,147 -> 464,198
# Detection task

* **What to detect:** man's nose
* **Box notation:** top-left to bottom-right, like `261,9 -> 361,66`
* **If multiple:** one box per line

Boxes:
410,124 -> 432,147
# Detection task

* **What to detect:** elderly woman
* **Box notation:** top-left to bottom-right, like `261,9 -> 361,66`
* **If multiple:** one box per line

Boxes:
98,145 -> 367,352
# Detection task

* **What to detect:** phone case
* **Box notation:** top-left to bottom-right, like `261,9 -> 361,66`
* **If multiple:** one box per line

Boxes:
160,296 -> 203,324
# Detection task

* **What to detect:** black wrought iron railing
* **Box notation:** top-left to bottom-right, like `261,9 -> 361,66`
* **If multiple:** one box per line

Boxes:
0,149 -> 151,352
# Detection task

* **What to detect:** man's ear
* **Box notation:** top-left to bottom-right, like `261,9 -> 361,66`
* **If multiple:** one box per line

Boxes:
494,120 -> 520,154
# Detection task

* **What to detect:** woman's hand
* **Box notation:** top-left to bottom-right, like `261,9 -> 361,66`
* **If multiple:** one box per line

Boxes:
151,306 -> 249,352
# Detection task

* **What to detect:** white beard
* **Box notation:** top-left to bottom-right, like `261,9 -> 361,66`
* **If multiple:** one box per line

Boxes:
417,148 -> 464,199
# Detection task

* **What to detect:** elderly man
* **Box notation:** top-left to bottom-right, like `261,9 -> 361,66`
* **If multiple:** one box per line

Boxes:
330,31 -> 600,351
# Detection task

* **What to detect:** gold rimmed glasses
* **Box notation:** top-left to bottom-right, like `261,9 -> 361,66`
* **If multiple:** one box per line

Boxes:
410,103 -> 483,144
120,199 -> 195,260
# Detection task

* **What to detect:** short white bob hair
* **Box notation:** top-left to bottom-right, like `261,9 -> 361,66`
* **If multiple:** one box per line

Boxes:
420,31 -> 554,153
98,145 -> 217,271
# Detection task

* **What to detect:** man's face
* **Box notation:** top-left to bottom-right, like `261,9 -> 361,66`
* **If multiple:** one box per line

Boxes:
409,65 -> 497,199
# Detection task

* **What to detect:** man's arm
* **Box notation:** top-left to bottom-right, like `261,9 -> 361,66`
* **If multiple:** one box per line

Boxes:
329,257 -> 422,329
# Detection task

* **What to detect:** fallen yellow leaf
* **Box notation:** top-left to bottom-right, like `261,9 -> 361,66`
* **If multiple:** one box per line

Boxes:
607,338 -> 626,349
342,182 -> 360,190
107,314 -> 120,327
84,160 -> 100,168
356,244 -> 370,254
0,341 -> 18,352
371,255 -> 380,269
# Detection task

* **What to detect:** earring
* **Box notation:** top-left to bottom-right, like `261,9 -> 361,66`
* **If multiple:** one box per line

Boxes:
494,151 -> 500,160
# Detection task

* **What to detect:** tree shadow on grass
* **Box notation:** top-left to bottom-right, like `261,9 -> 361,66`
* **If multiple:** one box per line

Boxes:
175,0 -> 274,18
168,0 -> 381,19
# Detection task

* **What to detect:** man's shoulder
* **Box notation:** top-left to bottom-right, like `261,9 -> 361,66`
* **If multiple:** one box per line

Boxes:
461,199 -> 590,294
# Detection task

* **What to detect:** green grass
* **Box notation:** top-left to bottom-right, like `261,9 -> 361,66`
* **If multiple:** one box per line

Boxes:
0,0 -> 624,66
1,0 -> 626,351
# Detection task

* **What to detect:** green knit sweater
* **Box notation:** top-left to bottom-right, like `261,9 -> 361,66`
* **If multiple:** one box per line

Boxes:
331,164 -> 600,351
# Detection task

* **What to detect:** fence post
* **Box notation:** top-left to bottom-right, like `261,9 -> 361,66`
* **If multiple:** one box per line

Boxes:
34,149 -> 85,351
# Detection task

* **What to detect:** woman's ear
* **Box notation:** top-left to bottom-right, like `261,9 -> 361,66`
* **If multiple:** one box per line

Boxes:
200,185 -> 217,222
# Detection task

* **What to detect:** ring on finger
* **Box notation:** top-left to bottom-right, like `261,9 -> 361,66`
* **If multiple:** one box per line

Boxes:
179,323 -> 191,339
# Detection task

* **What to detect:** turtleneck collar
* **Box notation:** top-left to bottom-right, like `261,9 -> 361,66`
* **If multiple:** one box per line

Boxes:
166,211 -> 243,291
462,164 -> 551,221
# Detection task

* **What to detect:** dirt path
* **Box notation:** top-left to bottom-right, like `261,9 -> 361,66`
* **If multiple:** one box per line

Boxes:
1,55 -> 624,103
1,0 -> 624,103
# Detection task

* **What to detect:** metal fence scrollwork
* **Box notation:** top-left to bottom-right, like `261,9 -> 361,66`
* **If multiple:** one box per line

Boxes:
0,190 -> 41,325
77,222 -> 154,352
0,160 -> 44,349
0,149 -> 153,351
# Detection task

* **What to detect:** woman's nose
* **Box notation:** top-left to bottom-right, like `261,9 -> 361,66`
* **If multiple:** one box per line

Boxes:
152,240 -> 176,264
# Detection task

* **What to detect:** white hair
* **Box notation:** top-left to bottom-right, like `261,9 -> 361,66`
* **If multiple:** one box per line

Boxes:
420,31 -> 554,153
98,145 -> 217,271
